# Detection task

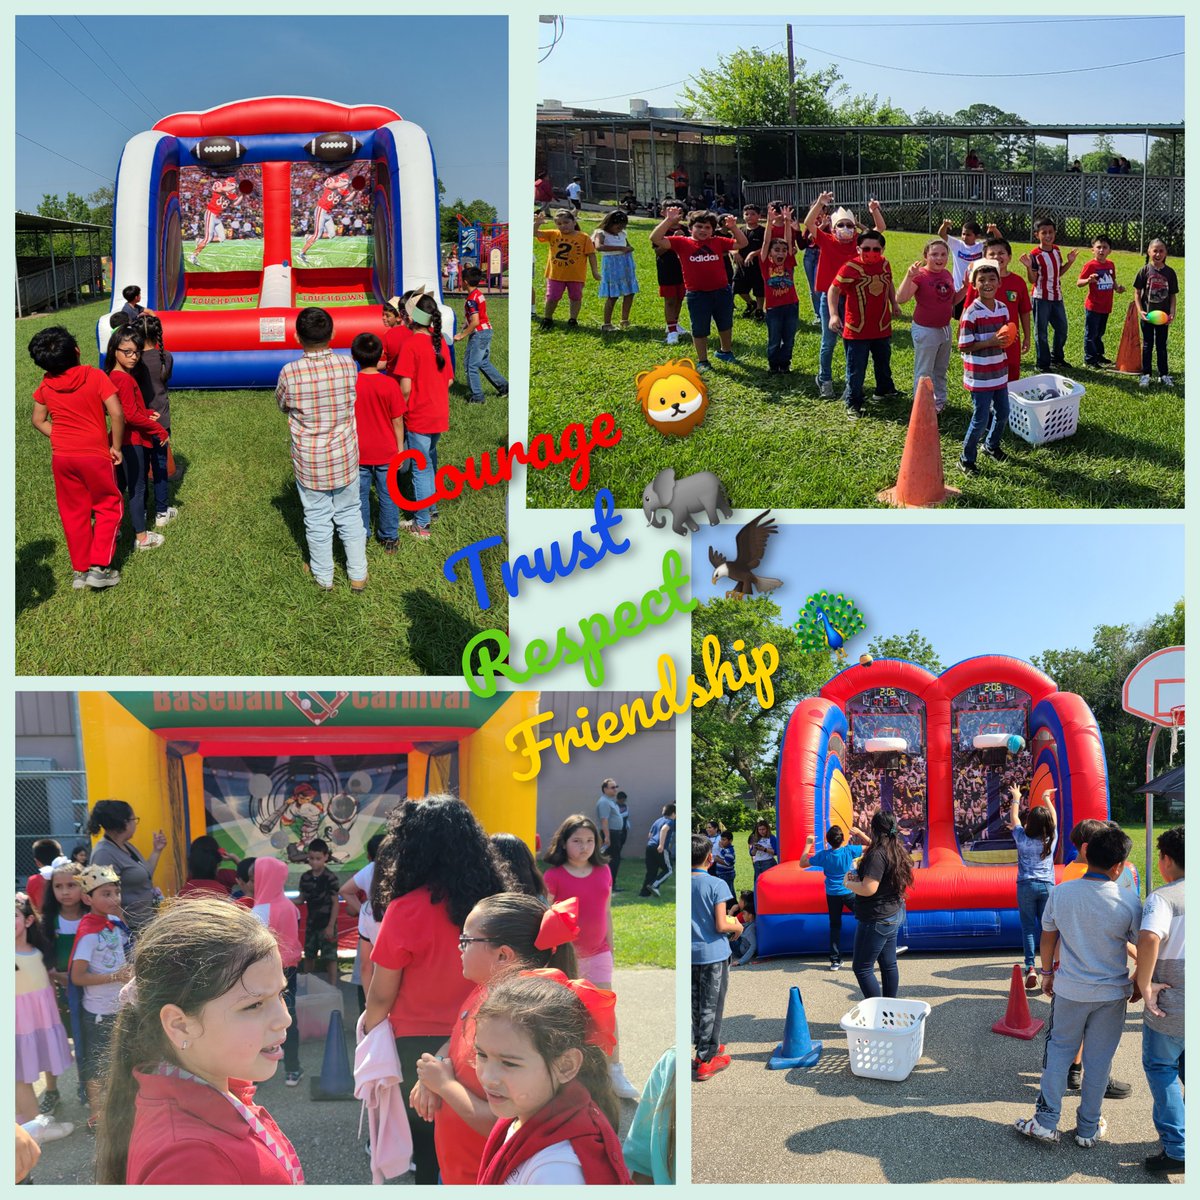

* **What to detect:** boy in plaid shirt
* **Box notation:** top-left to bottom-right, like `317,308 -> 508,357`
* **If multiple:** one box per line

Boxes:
276,307 -> 368,592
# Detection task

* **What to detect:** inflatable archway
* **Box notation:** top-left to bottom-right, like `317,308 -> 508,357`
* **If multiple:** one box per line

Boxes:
100,96 -> 452,388
78,690 -> 538,896
756,656 -> 1111,955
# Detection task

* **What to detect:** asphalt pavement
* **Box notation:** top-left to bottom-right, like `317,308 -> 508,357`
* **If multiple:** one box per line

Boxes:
29,966 -> 674,1185
691,951 -> 1180,1186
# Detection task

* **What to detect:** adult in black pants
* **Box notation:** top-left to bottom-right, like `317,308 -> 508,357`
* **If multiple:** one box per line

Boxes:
639,804 -> 676,896
842,810 -> 914,999
595,777 -> 627,889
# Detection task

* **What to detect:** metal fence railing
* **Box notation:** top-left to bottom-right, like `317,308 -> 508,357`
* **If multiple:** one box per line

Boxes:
15,769 -> 89,889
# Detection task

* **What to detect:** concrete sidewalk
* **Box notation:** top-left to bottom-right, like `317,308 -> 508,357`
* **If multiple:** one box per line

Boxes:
29,966 -> 674,1185
692,952 -> 1179,1186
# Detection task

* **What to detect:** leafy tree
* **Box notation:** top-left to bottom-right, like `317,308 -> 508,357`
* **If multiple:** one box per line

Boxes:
834,95 -> 918,172
440,197 -> 499,246
1146,137 -> 1183,177
1080,134 -> 1118,174
866,631 -> 944,674
691,597 -> 833,808
88,185 -> 114,227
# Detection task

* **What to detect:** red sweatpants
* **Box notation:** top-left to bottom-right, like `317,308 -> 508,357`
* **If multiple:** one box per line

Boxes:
52,454 -> 124,571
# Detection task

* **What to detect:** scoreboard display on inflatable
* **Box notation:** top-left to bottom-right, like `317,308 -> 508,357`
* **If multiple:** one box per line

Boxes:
100,96 -> 452,388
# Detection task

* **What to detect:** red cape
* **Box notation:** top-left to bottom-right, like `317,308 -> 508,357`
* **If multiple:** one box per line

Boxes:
476,1080 -> 630,1185
67,912 -> 127,968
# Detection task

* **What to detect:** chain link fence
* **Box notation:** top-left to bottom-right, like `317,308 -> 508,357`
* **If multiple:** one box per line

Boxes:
15,766 -> 88,888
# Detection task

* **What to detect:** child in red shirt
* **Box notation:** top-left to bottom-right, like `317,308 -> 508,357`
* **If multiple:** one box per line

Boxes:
395,291 -> 453,540
104,325 -> 170,551
1076,235 -> 1125,367
380,295 -> 413,376
351,332 -> 406,550
454,266 -> 509,404
749,206 -> 800,374
95,897 -> 301,1184
829,229 -> 900,419
29,326 -> 127,590
410,893 -> 581,1185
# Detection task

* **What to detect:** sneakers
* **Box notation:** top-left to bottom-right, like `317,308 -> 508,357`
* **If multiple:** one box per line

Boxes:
982,444 -> 1007,463
38,1089 -> 61,1115
845,404 -> 861,422
1067,1063 -> 1082,1090
299,253 -> 310,264
285,1070 -> 303,1088
696,360 -> 711,372
566,318 -> 578,328
302,563 -> 334,591
407,525 -> 432,540
85,566 -> 120,589
540,317 -> 554,330
609,1062 -> 640,1101
958,456 -> 979,477
155,506 -> 179,528
874,389 -> 902,400
466,394 -> 486,405
73,570 -> 89,590
1074,1116 -> 1107,1148
600,323 -> 617,332
1139,374 -> 1151,389
816,376 -> 834,399
1144,1151 -> 1185,1174
829,962 -> 841,971
665,330 -> 680,345
135,532 -> 165,551
350,574 -> 368,593
23,1114 -> 75,1144
1160,374 -> 1174,387
648,882 -> 661,896
713,350 -> 735,363
1104,1077 -> 1132,1100
378,537 -> 399,553
1024,969 -> 1039,991
693,1053 -> 731,1082
1014,1115 -> 1060,1144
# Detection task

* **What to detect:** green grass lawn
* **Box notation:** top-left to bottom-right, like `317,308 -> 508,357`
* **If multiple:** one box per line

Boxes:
528,216 -> 1184,510
612,867 -> 676,969
15,298 -> 508,675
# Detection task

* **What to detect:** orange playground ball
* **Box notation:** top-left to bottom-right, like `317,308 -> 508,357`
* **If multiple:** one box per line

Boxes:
995,321 -> 1018,348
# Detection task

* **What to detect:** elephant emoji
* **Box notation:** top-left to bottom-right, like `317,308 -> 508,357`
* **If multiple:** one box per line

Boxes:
642,468 -> 733,536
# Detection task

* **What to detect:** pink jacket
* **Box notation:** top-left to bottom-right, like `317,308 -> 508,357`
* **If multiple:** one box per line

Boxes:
251,857 -> 302,968
354,1012 -> 412,1183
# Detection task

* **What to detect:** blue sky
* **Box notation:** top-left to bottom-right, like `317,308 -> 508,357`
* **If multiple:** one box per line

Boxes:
692,522 -> 1184,666
539,15 -> 1183,162
16,16 -> 507,216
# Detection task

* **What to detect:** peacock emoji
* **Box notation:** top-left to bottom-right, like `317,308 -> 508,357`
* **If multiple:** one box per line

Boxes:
793,592 -> 866,663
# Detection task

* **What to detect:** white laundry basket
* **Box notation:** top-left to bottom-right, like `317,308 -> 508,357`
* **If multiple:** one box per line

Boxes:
1007,373 -> 1084,444
840,997 -> 930,1081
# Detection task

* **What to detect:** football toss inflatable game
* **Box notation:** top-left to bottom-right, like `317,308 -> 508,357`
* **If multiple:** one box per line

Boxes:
756,655 -> 1113,956
100,96 -> 451,388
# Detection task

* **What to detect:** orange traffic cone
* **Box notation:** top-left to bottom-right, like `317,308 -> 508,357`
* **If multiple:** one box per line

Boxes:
1113,301 -> 1142,374
992,963 -> 1045,1040
878,377 -> 961,508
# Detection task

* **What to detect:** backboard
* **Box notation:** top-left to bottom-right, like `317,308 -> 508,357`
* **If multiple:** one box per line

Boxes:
1122,646 -> 1185,727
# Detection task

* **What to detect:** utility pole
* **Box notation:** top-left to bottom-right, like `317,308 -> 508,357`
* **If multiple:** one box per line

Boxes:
787,23 -> 797,179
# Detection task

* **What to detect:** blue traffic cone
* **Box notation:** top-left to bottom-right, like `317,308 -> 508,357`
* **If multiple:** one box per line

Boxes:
310,1007 -> 356,1100
768,985 -> 822,1069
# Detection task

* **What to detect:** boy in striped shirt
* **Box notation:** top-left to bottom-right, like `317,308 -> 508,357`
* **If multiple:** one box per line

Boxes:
957,260 -> 1012,476
1019,217 -> 1078,371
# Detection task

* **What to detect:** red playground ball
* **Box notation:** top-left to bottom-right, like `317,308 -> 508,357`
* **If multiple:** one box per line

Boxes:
351,174 -> 367,191
1143,309 -> 1169,325
238,178 -> 254,195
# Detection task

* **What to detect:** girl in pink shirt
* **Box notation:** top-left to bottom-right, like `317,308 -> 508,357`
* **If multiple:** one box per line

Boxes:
895,237 -> 957,412
542,814 -> 639,1101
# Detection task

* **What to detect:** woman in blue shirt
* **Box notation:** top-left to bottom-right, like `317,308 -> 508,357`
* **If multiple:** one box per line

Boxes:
1006,784 -> 1058,990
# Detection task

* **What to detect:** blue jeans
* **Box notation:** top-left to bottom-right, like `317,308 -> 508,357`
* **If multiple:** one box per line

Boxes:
1032,297 -> 1068,368
465,328 -> 507,399
406,430 -> 441,530
961,386 -> 1010,464
359,463 -> 399,541
1016,879 -> 1051,969
765,302 -> 799,370
121,443 -> 150,533
148,438 -> 170,516
852,906 -> 904,999
843,337 -> 894,408
1083,309 -> 1109,362
802,245 -> 821,318
295,479 -> 367,586
1142,1025 -> 1185,1158
818,294 -> 837,383
1036,994 -> 1126,1136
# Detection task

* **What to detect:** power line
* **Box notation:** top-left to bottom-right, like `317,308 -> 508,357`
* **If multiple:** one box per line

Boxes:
570,15 -> 1175,31
51,18 -> 158,122
16,37 -> 141,135
17,132 -> 113,185
73,17 -> 162,116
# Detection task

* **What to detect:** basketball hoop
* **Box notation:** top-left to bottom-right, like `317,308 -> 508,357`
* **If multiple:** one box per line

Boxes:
1169,704 -> 1185,765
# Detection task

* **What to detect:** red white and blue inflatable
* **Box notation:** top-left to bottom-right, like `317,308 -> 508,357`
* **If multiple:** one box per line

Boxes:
99,96 -> 451,388
756,655 -> 1114,956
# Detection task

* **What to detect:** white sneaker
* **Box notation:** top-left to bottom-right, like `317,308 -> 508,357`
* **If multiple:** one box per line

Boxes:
23,1114 -> 75,1143
1014,1115 -> 1059,1144
609,1062 -> 640,1101
155,506 -> 179,528
1075,1116 -> 1107,1148
1139,374 -> 1151,389
135,531 -> 166,550
1160,374 -> 1174,388
665,330 -> 679,345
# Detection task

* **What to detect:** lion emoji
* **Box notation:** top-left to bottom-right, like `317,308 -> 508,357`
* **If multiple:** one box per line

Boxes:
636,359 -> 710,438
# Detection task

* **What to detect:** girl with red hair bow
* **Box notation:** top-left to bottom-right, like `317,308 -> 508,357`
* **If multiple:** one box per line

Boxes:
410,895 -> 582,1185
